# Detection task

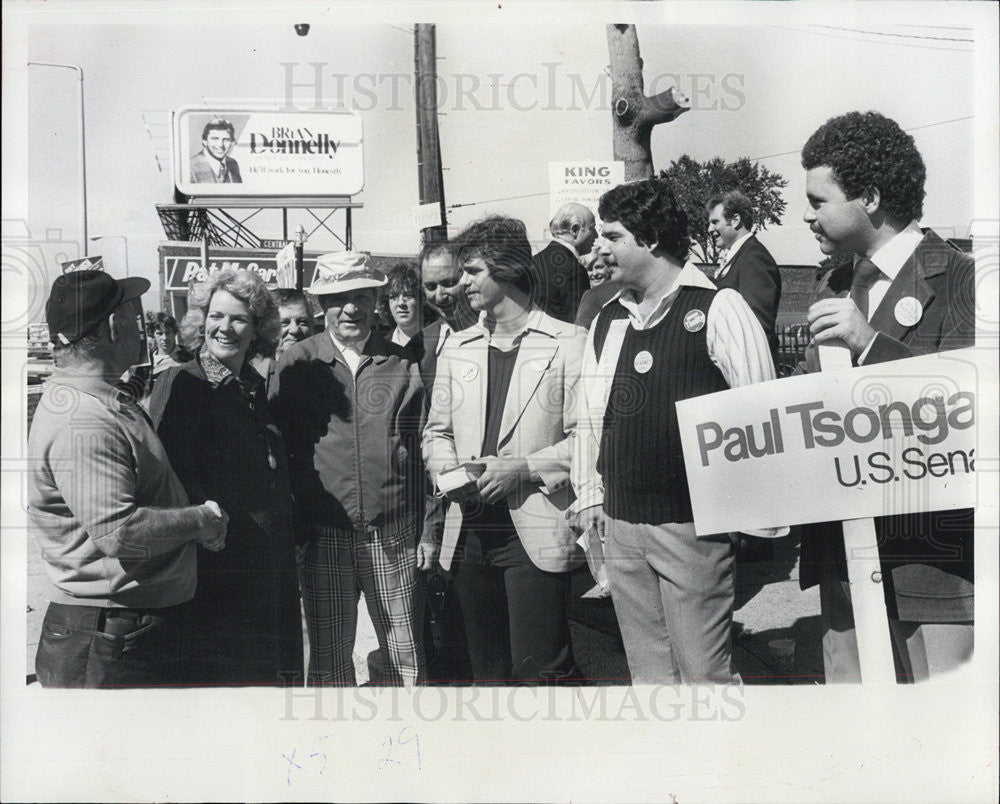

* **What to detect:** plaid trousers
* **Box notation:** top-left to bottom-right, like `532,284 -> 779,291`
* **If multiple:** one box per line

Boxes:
300,515 -> 425,686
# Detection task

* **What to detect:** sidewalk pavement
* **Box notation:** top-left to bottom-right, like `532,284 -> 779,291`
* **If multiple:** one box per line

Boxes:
26,530 -> 821,685
564,528 -> 823,685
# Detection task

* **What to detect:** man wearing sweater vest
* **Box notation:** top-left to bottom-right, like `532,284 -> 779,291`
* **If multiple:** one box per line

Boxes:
571,178 -> 780,684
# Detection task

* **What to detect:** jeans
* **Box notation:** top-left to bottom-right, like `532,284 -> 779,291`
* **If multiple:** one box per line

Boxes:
452,504 -> 581,684
35,601 -> 187,688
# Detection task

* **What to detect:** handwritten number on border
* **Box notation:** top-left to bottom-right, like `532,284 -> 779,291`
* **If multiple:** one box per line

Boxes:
282,735 -> 330,785
378,727 -> 421,771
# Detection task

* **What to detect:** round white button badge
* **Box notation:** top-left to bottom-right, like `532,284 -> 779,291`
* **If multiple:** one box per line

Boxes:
633,350 -> 654,374
894,296 -> 923,327
460,364 -> 479,382
683,309 -> 706,332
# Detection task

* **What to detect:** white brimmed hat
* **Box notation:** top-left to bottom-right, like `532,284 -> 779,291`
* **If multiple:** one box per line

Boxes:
309,251 -> 387,295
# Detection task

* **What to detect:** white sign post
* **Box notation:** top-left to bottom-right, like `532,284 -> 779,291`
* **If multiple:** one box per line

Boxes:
817,341 -> 895,684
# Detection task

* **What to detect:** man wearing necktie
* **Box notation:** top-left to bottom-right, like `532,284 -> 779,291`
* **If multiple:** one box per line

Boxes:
799,111 -> 976,683
190,118 -> 243,184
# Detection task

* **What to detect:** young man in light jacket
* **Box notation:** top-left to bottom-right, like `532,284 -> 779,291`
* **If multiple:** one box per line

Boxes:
422,215 -> 586,684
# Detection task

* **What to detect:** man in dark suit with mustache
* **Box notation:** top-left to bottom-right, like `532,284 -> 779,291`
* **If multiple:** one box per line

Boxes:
799,110 -> 975,683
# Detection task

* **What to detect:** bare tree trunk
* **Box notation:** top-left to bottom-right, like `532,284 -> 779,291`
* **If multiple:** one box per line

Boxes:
606,24 -> 690,181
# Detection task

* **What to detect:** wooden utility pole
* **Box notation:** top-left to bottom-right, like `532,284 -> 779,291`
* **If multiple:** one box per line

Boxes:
606,24 -> 691,180
414,23 -> 448,244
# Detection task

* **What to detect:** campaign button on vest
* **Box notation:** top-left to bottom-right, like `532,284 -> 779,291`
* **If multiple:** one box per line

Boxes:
894,296 -> 923,327
461,364 -> 479,382
683,309 -> 706,332
633,350 -> 654,374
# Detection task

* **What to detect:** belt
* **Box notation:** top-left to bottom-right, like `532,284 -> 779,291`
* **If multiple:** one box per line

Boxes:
96,606 -> 172,632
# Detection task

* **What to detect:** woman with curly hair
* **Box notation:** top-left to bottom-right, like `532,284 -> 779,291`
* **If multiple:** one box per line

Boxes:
149,268 -> 303,686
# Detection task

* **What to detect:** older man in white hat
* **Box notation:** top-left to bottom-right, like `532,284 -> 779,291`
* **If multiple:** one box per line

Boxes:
270,251 -> 434,686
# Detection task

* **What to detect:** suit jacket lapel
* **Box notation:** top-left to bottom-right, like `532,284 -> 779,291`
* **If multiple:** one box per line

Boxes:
424,320 -> 442,355
497,330 -> 557,449
727,234 -> 755,268
869,235 -> 938,342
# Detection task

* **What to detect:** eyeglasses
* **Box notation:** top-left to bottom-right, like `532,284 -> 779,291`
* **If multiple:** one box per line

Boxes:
423,278 -> 460,292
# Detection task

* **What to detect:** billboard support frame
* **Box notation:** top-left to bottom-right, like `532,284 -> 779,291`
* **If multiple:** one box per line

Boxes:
156,199 -> 361,251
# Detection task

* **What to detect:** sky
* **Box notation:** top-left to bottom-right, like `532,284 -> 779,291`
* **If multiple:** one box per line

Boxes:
4,1 -> 995,316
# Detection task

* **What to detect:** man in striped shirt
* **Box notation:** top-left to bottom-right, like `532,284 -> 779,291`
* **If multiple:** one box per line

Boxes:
571,178 -> 782,685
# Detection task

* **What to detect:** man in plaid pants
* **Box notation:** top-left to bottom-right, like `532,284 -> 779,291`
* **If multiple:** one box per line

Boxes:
271,252 -> 436,686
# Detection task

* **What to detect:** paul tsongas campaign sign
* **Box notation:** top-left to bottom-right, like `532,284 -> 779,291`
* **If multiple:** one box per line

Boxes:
677,348 -> 983,535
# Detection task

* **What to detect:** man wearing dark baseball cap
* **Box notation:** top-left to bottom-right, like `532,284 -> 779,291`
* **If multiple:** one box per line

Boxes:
28,270 -> 230,687
45,269 -> 150,346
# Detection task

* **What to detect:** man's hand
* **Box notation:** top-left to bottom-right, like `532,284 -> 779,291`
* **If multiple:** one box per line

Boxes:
475,456 -> 530,505
198,500 -> 228,552
569,504 -> 607,543
416,538 -> 439,571
807,298 -> 877,358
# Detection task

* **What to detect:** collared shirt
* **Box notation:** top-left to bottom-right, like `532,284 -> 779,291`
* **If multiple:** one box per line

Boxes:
474,308 -> 538,351
27,369 -> 215,608
422,305 -> 585,569
198,347 -> 267,411
270,330 -> 426,530
199,346 -> 236,384
329,329 -> 372,375
855,220 -> 923,364
151,350 -> 182,375
614,261 -> 775,406
573,262 -> 785,536
477,316 -> 531,459
549,236 -> 582,263
715,231 -> 754,281
391,327 -> 415,348
861,220 -> 923,319
202,151 -> 231,181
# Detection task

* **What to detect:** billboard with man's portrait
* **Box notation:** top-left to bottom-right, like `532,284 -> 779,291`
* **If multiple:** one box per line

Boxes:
172,107 -> 364,197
